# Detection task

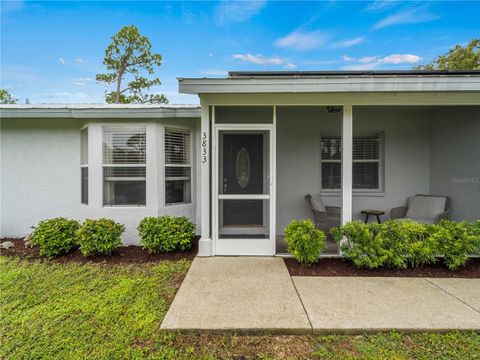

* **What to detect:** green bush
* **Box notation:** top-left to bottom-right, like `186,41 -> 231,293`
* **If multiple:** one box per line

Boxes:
331,220 -> 387,269
332,219 -> 480,270
76,218 -> 125,256
284,219 -> 326,265
30,218 -> 80,258
433,220 -> 480,270
137,216 -> 196,253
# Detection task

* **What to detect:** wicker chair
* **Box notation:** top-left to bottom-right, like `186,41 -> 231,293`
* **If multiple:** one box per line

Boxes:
305,194 -> 341,232
390,194 -> 451,224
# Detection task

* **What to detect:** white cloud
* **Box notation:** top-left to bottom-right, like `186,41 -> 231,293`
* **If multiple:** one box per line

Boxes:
33,91 -> 95,103
274,30 -> 328,51
331,37 -> 365,49
75,58 -> 85,63
73,77 -> 93,86
208,53 -> 214,57
379,54 -> 420,64
58,57 -> 66,65
215,0 -> 267,25
341,53 -> 421,69
232,53 -> 296,69
373,7 -> 439,29
364,0 -> 397,13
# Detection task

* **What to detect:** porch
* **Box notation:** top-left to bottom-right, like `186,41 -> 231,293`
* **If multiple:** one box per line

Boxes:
198,102 -> 479,256
181,71 -> 480,257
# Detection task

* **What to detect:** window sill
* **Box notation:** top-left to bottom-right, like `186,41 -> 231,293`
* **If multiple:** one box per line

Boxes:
320,191 -> 386,197
165,202 -> 192,208
102,205 -> 147,208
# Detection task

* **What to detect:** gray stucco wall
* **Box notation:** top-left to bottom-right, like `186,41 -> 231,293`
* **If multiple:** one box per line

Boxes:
429,107 -> 480,221
275,106 -> 432,233
1,117 -> 200,244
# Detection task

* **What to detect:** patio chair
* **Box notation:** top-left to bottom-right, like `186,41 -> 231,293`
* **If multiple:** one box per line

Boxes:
390,194 -> 451,224
305,194 -> 341,232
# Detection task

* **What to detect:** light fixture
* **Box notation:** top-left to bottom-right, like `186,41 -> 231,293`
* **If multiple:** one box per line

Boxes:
326,106 -> 342,113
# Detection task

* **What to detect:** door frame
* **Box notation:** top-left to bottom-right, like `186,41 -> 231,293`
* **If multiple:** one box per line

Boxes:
212,123 -> 276,255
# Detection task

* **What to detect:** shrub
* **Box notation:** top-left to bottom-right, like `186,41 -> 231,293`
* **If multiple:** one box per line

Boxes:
331,220 -> 387,269
376,220 -> 437,269
284,219 -> 326,265
137,216 -> 195,253
76,218 -> 125,256
433,220 -> 480,270
30,218 -> 80,258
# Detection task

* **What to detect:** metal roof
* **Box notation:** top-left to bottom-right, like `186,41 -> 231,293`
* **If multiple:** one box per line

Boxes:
227,70 -> 480,78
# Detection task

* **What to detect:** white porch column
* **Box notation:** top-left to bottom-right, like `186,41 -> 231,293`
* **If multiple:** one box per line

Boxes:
341,104 -> 353,225
198,104 -> 213,256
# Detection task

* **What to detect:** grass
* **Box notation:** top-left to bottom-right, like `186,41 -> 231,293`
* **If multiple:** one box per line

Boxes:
1,256 -> 479,359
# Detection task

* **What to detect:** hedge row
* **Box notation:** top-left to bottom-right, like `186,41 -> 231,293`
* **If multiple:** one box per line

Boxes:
331,219 -> 480,270
30,216 -> 195,259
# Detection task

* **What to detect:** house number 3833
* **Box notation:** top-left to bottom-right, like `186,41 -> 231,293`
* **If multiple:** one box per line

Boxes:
201,131 -> 207,163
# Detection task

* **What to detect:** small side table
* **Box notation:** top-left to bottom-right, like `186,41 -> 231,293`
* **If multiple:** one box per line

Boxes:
361,209 -> 385,224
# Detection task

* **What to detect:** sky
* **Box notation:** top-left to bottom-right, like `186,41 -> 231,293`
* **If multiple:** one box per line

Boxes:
1,0 -> 479,104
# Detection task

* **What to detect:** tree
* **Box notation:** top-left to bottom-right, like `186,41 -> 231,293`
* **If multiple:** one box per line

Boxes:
415,39 -> 480,70
0,89 -> 17,104
96,25 -> 168,104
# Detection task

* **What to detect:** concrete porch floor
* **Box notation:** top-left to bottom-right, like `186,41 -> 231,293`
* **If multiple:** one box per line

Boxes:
160,257 -> 480,334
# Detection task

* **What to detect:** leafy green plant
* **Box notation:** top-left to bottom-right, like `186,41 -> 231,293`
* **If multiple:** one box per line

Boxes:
76,218 -> 125,256
284,219 -> 326,265
331,220 -> 387,269
137,216 -> 195,253
376,220 -> 437,269
433,220 -> 480,270
30,218 -> 80,258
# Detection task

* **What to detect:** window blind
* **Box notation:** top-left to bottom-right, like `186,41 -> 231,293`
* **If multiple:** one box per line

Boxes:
103,127 -> 146,164
165,128 -> 191,165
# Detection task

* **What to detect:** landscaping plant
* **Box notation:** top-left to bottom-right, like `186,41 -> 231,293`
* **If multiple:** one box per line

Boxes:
432,220 -> 480,270
284,219 -> 326,265
332,219 -> 480,270
30,217 -> 80,258
138,216 -> 195,253
76,218 -> 125,256
331,220 -> 387,269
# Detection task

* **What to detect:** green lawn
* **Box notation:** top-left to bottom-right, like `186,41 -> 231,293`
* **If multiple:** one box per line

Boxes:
1,257 -> 479,359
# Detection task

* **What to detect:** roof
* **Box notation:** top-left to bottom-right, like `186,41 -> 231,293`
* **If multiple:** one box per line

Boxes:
178,70 -> 480,95
228,70 -> 480,78
0,104 -> 201,118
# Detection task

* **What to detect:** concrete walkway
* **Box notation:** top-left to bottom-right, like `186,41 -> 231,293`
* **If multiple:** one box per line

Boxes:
161,257 -> 480,334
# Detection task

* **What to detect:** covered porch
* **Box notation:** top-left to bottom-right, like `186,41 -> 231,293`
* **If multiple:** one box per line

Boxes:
180,72 -> 480,257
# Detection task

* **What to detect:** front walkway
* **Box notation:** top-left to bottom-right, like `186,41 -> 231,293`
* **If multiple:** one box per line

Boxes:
161,257 -> 480,334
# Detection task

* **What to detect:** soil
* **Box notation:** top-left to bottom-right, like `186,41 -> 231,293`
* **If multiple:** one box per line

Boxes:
0,237 -> 198,265
284,257 -> 480,278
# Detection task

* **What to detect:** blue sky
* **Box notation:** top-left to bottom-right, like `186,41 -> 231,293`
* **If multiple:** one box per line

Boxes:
1,0 -> 479,104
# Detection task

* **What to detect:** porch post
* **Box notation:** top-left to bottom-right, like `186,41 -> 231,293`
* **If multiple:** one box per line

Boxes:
341,104 -> 353,226
198,104 -> 213,256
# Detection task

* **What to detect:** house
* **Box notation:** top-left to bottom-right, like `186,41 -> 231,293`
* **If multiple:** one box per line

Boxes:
1,70 -> 480,257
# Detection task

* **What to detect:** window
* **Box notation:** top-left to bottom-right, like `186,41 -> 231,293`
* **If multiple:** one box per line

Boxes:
165,127 -> 191,205
103,126 -> 146,206
320,133 -> 382,190
80,128 -> 88,204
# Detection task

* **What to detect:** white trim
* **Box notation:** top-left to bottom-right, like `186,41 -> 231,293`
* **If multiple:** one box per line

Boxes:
341,104 -> 353,226
198,105 -> 212,256
179,76 -> 480,94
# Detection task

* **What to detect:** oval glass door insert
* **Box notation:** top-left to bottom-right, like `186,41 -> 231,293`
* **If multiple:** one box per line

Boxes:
235,147 -> 250,189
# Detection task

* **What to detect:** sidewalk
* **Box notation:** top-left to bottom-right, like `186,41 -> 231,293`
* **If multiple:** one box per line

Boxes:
161,257 -> 480,334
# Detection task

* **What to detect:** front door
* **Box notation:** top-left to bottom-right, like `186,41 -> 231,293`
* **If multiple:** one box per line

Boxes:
214,127 -> 274,255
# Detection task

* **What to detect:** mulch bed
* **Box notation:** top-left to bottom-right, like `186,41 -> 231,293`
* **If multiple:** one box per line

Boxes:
0,237 -> 198,265
284,257 -> 480,278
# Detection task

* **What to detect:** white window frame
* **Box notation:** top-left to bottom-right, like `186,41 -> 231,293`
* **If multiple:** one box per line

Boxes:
164,126 -> 192,206
80,126 -> 89,205
320,132 -> 384,193
102,125 -> 147,207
